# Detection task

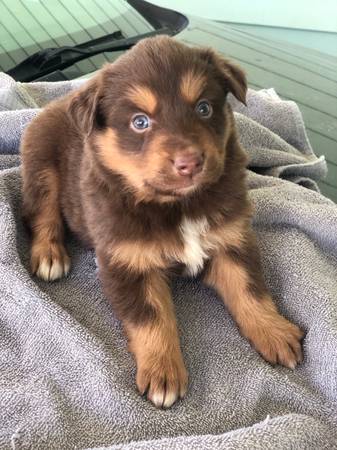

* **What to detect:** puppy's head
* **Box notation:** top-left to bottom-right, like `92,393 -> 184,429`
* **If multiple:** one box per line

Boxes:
69,36 -> 247,203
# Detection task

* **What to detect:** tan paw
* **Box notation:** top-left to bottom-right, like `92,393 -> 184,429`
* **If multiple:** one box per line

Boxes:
136,355 -> 188,408
246,316 -> 303,369
31,241 -> 70,281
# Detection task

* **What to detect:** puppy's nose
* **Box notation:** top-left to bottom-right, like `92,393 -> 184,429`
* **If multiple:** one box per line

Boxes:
174,153 -> 204,177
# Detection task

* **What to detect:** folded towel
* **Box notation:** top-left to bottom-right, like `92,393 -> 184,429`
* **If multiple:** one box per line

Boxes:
0,74 -> 336,450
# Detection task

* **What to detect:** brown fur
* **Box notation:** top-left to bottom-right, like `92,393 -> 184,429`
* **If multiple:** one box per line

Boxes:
204,252 -> 303,368
180,70 -> 206,103
126,271 -> 187,408
96,128 -> 146,193
20,35 -> 303,408
22,165 -> 70,281
108,217 -> 249,274
126,85 -> 158,115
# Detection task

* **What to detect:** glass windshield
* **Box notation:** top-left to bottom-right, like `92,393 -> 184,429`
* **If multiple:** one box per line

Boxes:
0,0 -> 154,77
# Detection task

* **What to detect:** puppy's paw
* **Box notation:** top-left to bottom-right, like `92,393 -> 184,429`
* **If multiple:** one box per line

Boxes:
31,240 -> 70,281
136,354 -> 188,408
247,317 -> 303,369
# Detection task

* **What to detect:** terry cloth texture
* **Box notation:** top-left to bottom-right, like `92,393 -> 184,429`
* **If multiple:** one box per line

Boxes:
0,73 -> 336,450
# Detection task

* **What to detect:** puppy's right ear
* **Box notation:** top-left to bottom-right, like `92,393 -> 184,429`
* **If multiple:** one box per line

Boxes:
68,78 -> 103,136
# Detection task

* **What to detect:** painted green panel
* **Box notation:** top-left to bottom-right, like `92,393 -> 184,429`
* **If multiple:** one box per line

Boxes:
230,24 -> 337,58
0,2 -> 37,50
319,181 -> 337,202
0,24 -> 27,63
7,0 -> 53,45
151,0 -> 337,33
209,21 -> 337,81
307,131 -> 337,166
186,28 -> 337,117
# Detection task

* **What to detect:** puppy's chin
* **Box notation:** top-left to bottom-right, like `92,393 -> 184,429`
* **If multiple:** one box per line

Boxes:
142,170 -> 222,204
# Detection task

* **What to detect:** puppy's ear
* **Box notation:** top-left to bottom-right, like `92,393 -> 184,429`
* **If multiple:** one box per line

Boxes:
68,78 -> 104,135
202,49 -> 247,105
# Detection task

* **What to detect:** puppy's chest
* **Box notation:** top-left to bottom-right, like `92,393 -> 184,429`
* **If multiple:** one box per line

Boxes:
178,217 -> 213,276
110,215 -> 238,275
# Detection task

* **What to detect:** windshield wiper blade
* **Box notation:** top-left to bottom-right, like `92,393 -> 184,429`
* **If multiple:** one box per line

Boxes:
7,28 -> 172,82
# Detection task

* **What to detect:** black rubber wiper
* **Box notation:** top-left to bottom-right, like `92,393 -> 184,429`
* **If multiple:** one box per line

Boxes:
7,27 -> 172,82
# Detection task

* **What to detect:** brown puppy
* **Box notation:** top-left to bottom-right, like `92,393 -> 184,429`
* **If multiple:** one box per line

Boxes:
21,36 -> 303,408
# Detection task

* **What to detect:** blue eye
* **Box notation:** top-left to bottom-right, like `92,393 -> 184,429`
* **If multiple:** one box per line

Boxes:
131,114 -> 150,131
196,100 -> 212,118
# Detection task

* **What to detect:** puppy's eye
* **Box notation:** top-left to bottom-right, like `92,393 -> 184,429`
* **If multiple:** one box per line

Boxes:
131,114 -> 151,132
196,100 -> 212,118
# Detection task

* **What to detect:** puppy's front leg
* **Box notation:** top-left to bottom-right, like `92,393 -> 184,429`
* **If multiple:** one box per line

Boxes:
97,252 -> 187,408
204,232 -> 303,368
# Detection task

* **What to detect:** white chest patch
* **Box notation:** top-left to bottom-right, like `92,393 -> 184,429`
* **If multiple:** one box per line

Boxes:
179,216 -> 210,276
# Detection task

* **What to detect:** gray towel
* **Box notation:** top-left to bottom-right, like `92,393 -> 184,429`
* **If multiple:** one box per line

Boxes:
0,74 -> 336,450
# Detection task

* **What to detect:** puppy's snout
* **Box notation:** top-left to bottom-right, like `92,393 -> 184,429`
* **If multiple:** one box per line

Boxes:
173,153 -> 204,177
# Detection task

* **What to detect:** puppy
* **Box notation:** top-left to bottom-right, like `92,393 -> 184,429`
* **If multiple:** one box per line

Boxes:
21,36 -> 303,408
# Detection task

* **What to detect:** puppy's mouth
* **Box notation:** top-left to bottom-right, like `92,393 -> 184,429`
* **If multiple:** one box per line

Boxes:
142,157 -> 224,200
144,180 -> 198,198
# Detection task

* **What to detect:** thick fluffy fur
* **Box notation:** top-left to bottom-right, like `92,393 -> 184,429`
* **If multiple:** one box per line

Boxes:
21,36 -> 303,408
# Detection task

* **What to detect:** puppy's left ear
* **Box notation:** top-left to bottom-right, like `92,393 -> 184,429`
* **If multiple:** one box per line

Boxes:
220,58 -> 247,106
203,49 -> 247,105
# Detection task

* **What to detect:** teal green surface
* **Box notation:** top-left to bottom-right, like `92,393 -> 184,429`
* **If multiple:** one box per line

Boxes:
152,1 -> 337,36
